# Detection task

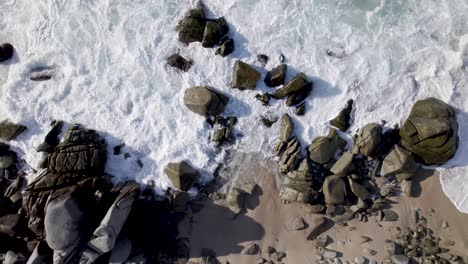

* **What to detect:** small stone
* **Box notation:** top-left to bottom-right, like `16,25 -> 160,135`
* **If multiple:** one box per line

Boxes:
255,93 -> 270,106
257,54 -> 269,66
270,73 -> 309,99
295,102 -> 306,116
354,256 -> 367,264
314,235 -> 330,248
241,243 -> 259,255
263,246 -> 276,255
30,67 -> 56,81
359,236 -> 372,244
184,86 -> 229,116
260,116 -> 277,128
216,38 -> 235,57
167,54 -> 192,72
286,216 -> 307,231
0,43 -> 14,62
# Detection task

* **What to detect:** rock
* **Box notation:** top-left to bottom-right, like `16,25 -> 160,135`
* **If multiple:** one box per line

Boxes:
400,97 -> 458,165
257,54 -> 269,66
109,238 -> 132,264
255,93 -> 270,106
381,145 -> 417,179
37,120 -> 64,153
308,137 -> 337,164
202,21 -> 223,48
323,175 -> 346,204
30,67 -> 55,81
165,161 -> 199,191
295,102 -> 306,116
279,137 -> 301,173
307,216 -> 327,240
176,7 -> 206,45
0,151 -> 16,169
167,54 -> 192,72
0,214 -> 22,236
354,256 -> 367,264
286,216 -> 306,231
321,248 -> 339,258
270,73 -> 309,99
285,82 -> 313,106
213,17 -> 229,36
353,123 -> 382,158
330,99 -> 354,132
372,126 -> 401,158
241,243 -> 259,255
382,210 -> 399,221
184,86 -> 229,116
262,246 -> 276,255
0,43 -> 14,62
327,128 -> 348,151
314,235 -> 330,248
0,120 -> 27,141
441,220 -> 449,229
280,114 -> 294,142
391,255 -> 410,264
307,204 -> 325,214
231,60 -> 261,89
215,38 -> 234,57
264,64 -> 287,87
384,241 -> 398,255
348,179 -> 370,200
330,152 -> 353,177
400,180 -> 413,197
226,188 -> 245,214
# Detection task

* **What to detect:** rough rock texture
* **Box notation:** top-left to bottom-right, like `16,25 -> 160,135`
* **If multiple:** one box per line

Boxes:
400,97 -> 458,165
183,86 -> 229,116
308,137 -> 336,164
270,73 -> 309,99
348,179 -> 370,200
164,161 -> 199,191
30,67 -> 55,81
264,64 -> 287,87
353,123 -> 382,158
330,152 -> 353,177
381,145 -> 418,180
307,216 -> 327,240
37,120 -> 64,153
215,38 -> 234,57
285,82 -> 312,106
279,114 -> 294,142
330,99 -> 353,132
0,120 -> 27,141
322,175 -> 346,204
166,54 -> 192,72
176,7 -> 206,45
231,60 -> 261,90
279,137 -> 301,173
0,43 -> 14,62
280,159 -> 317,203
202,21 -> 223,48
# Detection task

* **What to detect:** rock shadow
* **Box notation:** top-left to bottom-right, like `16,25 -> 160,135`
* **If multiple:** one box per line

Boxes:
411,167 -> 436,198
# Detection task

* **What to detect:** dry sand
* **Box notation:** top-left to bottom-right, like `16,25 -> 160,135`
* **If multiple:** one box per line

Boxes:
179,157 -> 468,264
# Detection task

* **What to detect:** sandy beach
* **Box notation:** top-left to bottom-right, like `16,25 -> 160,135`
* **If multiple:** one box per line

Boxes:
179,154 -> 468,263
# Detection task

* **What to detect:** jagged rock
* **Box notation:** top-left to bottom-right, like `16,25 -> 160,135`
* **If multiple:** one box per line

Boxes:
167,54 -> 192,72
231,61 -> 261,89
184,86 -> 229,116
215,38 -> 234,57
165,161 -> 199,191
176,7 -> 206,45
285,82 -> 312,106
270,73 -> 309,99
37,120 -> 64,153
354,256 -> 367,264
327,128 -> 348,151
47,143 -> 107,174
264,64 -> 287,87
279,137 -> 301,173
353,123 -> 382,158
400,97 -> 458,165
286,216 -> 306,231
330,99 -> 353,132
400,180 -> 413,197
323,175 -> 346,204
241,243 -> 259,255
295,102 -> 306,116
330,152 -> 353,177
0,120 -> 27,141
0,214 -> 22,236
81,181 -> 140,263
257,54 -> 269,67
381,145 -> 417,180
391,255 -> 410,264
308,137 -> 336,164
26,241 -> 53,264
348,179 -> 370,200
0,43 -> 14,62
382,210 -> 399,221
308,216 -> 327,240
279,114 -> 294,142
202,21 -> 223,48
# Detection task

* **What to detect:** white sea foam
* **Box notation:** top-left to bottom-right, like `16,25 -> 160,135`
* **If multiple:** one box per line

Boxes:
0,0 -> 467,210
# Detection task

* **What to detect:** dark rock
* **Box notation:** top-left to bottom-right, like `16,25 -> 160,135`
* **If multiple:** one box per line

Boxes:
47,141 -> 107,174
381,145 -> 418,180
202,21 -> 223,48
37,120 -> 64,153
215,38 -> 234,57
279,114 -> 294,142
279,53 -> 285,63
30,67 -> 55,81
348,179 -> 370,200
231,61 -> 261,90
264,64 -> 287,87
257,54 -> 269,67
323,175 -> 346,204
0,43 -> 14,62
352,123 -> 382,158
165,161 -> 199,191
295,102 -> 306,116
270,73 -> 309,99
372,126 -> 400,157
0,120 -> 27,141
330,99 -> 353,132
308,137 -> 336,164
260,116 -> 277,128
255,93 -> 270,106
167,54 -> 192,72
214,17 -> 229,36
285,82 -> 312,106
183,86 -> 229,116
176,7 -> 206,45
400,97 -> 458,165
0,214 -> 22,236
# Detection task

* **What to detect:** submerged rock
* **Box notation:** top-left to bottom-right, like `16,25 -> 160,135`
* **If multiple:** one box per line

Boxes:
183,86 -> 229,116
166,54 -> 192,72
257,54 -> 269,67
0,43 -> 14,62
308,137 -> 336,164
0,120 -> 27,141
330,99 -> 353,132
176,7 -> 206,45
231,60 -> 261,89
264,64 -> 287,87
164,161 -> 199,191
400,97 -> 458,165
215,38 -> 234,57
270,73 -> 309,99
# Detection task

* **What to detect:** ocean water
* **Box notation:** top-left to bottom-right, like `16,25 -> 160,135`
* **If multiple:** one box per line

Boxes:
0,0 -> 467,211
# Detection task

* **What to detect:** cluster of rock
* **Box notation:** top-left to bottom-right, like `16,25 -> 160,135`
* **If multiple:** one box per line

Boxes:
273,98 -> 458,229
239,242 -> 286,264
176,3 -> 233,57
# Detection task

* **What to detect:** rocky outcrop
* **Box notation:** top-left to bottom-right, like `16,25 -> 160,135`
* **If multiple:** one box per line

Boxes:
164,161 -> 199,191
270,73 -> 310,99
330,99 -> 353,132
183,86 -> 229,116
264,64 -> 287,87
0,120 -> 27,141
352,123 -> 382,158
202,21 -> 223,48
400,97 -> 458,165
285,82 -> 312,107
330,152 -> 353,177
308,137 -> 336,165
280,159 -> 317,203
381,145 -> 418,180
166,54 -> 192,72
0,43 -> 14,62
231,60 -> 261,90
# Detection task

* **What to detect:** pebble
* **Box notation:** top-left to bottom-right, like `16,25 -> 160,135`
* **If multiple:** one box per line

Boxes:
353,256 -> 367,264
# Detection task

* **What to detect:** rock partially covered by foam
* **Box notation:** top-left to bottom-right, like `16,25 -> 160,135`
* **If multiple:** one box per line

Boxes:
176,7 -> 207,45
400,97 -> 458,165
183,86 -> 229,116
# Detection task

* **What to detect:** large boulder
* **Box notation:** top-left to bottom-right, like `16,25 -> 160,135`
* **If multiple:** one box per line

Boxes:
0,120 -> 27,141
176,7 -> 206,45
322,175 -> 346,204
352,123 -> 382,158
37,120 -> 64,153
308,137 -> 336,164
201,21 -> 223,48
0,43 -> 14,62
164,161 -> 199,191
264,64 -> 287,87
231,61 -> 261,90
330,99 -> 353,132
348,179 -> 370,200
400,97 -> 458,165
183,86 -> 229,116
270,73 -> 309,99
381,145 -> 418,180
